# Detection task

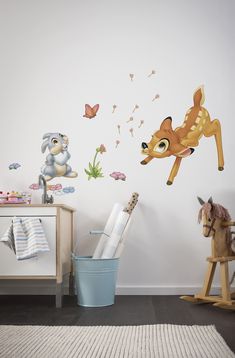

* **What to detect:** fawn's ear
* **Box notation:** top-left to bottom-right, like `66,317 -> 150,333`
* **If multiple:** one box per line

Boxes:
160,117 -> 173,131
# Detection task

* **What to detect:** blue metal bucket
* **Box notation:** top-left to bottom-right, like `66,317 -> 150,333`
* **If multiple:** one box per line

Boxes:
72,255 -> 119,307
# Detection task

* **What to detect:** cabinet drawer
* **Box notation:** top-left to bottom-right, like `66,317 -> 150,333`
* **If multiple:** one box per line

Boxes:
0,216 -> 56,276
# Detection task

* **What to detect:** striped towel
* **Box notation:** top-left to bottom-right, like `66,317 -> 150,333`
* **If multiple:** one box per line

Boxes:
0,217 -> 50,260
0,224 -> 16,253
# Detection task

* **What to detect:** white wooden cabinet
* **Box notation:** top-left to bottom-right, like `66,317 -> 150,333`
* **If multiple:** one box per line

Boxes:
0,204 -> 75,308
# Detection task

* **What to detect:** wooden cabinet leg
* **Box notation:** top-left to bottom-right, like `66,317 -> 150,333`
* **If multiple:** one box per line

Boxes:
56,282 -> 63,308
220,262 -> 231,301
69,272 -> 75,296
200,262 -> 216,297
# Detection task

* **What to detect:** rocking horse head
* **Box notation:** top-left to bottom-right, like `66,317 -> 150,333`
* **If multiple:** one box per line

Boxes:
197,196 -> 235,257
198,197 -> 231,238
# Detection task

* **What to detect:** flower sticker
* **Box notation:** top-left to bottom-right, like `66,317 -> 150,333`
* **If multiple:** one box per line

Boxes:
110,172 -> 126,181
152,94 -> 160,101
47,184 -> 63,192
99,144 -> 106,154
148,69 -> 156,77
132,104 -> 139,113
126,117 -> 134,123
138,120 -> 144,128
9,163 -> 21,170
63,186 -> 75,194
84,144 -> 106,180
29,183 -> 39,190
112,104 -> 117,113
115,140 -> 120,148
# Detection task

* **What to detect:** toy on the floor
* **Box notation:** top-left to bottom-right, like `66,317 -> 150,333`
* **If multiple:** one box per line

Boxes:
141,86 -> 224,185
181,197 -> 235,310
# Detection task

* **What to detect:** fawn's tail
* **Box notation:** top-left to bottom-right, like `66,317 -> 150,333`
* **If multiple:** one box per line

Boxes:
193,86 -> 205,107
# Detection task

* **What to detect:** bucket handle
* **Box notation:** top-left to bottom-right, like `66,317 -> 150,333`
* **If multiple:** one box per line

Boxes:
72,231 -> 110,257
89,230 -> 109,237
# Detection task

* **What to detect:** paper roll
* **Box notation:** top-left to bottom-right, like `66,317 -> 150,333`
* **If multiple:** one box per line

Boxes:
114,217 -> 132,258
104,203 -> 125,236
114,242 -> 124,258
92,203 -> 124,259
101,211 -> 130,259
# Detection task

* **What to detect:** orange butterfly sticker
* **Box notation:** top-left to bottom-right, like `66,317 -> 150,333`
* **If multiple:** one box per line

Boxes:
83,104 -> 100,119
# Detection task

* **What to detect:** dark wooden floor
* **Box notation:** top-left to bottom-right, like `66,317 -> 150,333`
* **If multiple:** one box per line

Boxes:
0,295 -> 234,353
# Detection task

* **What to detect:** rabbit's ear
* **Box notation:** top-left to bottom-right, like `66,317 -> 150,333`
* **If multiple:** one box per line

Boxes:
41,139 -> 49,153
42,133 -> 52,140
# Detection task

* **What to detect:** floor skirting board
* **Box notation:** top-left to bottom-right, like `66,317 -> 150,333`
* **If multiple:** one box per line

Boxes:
0,283 -> 233,295
116,285 -> 225,295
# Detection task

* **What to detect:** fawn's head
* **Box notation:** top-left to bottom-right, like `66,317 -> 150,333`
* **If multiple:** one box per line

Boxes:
141,117 -> 194,158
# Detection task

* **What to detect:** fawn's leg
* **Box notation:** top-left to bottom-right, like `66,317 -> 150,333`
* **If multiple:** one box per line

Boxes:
167,157 -> 182,185
203,119 -> 224,170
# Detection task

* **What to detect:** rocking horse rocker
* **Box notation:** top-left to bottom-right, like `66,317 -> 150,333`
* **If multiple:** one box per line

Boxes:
181,197 -> 235,310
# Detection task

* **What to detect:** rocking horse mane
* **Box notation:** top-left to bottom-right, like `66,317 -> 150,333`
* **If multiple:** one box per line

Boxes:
198,202 -> 231,223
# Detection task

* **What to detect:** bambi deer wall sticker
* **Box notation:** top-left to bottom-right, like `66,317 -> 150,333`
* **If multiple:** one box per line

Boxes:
140,86 -> 224,185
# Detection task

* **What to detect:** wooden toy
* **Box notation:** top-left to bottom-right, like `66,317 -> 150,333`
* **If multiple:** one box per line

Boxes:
181,197 -> 235,310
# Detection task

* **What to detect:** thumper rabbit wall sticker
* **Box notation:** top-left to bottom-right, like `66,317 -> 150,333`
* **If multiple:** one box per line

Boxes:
41,133 -> 78,181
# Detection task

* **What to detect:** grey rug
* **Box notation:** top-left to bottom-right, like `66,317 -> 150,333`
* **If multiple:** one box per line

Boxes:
0,324 -> 234,358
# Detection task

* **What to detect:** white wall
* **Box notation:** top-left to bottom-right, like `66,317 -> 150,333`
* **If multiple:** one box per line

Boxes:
0,0 -> 234,294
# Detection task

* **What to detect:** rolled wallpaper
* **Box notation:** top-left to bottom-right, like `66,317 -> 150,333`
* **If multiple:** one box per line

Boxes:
114,217 -> 132,258
101,211 -> 130,259
92,203 -> 124,259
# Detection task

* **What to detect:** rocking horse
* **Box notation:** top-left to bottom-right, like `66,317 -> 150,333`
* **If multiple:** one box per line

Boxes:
181,197 -> 235,310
